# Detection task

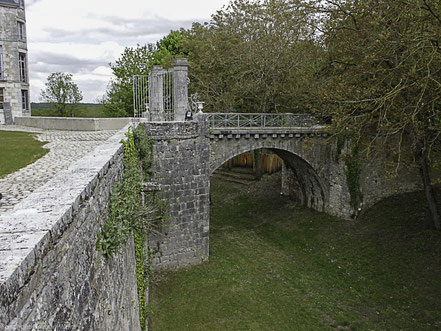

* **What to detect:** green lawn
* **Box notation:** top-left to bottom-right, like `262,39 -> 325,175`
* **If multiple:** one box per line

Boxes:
0,131 -> 48,178
150,174 -> 441,330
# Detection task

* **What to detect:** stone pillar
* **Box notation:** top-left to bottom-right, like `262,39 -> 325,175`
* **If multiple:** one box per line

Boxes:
253,149 -> 262,180
149,65 -> 165,121
281,161 -> 289,196
172,58 -> 189,121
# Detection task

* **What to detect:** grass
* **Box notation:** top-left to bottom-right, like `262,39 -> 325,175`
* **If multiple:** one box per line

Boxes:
30,103 -> 107,118
150,173 -> 441,330
0,131 -> 48,178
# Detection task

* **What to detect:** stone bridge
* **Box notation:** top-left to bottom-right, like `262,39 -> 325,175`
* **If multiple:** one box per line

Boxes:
144,114 -> 352,268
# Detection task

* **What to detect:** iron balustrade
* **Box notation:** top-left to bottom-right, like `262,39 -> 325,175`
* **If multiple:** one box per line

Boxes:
205,113 -> 316,129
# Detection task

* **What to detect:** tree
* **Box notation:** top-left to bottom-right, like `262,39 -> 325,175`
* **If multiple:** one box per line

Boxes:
183,0 -> 322,113
103,31 -> 189,117
103,44 -> 154,117
40,72 -> 83,117
313,0 -> 441,228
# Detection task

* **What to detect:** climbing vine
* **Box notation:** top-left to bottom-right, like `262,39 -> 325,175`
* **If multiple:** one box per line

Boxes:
344,151 -> 363,213
96,124 -> 166,330
335,132 -> 363,214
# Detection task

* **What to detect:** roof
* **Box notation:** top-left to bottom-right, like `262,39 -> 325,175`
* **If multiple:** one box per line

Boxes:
0,0 -> 18,7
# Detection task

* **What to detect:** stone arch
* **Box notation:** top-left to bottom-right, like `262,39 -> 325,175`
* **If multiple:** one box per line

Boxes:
209,140 -> 329,212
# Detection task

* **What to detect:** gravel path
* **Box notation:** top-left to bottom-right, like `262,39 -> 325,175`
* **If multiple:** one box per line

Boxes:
0,125 -> 118,213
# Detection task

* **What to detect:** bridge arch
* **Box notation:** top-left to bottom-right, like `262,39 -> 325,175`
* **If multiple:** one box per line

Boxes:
209,136 -> 331,212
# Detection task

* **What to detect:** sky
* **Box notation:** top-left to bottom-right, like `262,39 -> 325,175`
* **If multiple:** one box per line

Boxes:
25,0 -> 231,103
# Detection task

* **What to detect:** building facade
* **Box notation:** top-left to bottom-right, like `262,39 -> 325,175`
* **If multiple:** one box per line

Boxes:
0,0 -> 30,124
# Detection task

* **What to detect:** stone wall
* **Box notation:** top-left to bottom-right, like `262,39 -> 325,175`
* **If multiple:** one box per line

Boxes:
361,151 -> 423,211
0,125 -> 141,330
15,116 -> 133,131
144,120 -> 210,268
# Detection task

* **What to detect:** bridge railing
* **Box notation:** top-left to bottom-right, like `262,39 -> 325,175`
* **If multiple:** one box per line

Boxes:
205,113 -> 316,129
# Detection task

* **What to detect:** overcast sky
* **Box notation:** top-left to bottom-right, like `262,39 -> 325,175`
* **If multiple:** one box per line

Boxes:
26,0 -> 231,103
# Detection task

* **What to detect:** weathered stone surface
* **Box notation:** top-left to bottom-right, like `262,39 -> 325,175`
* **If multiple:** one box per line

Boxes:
0,125 -> 141,330
143,119 -> 210,268
0,0 -> 30,124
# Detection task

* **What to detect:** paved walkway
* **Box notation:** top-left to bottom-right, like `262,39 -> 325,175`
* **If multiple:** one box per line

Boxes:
0,126 -> 118,213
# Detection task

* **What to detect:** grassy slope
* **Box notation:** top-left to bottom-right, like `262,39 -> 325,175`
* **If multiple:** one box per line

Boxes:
150,174 -> 441,330
0,131 -> 48,178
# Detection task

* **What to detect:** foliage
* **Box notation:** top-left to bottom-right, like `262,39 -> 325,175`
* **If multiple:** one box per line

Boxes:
0,131 -> 48,178
183,0 -> 322,113
96,125 -> 164,257
312,0 -> 441,228
134,231 -> 147,330
344,153 -> 362,214
103,31 -> 188,117
151,175 -> 441,329
152,29 -> 190,68
103,45 -> 154,117
40,72 -> 83,117
96,124 -> 167,328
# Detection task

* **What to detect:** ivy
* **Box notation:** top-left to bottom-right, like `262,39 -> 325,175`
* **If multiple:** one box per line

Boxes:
96,124 -> 166,330
345,156 -> 363,212
335,132 -> 363,214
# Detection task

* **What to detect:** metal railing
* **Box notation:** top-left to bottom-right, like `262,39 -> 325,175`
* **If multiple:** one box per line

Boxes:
133,70 -> 174,119
133,75 -> 149,118
205,113 -> 316,129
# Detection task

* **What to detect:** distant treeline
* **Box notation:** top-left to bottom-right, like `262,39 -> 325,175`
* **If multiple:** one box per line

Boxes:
30,103 -> 107,118
31,103 -> 102,109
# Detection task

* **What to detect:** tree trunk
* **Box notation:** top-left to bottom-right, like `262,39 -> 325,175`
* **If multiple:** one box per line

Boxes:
418,150 -> 441,230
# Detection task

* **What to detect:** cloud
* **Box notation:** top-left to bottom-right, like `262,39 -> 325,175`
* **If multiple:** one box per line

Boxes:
25,0 -> 231,102
41,16 -> 196,45
30,51 -> 106,74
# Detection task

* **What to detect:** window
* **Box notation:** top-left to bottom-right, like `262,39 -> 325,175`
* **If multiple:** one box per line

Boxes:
0,88 -> 4,110
21,90 -> 28,111
0,46 -> 3,80
17,22 -> 24,40
19,52 -> 26,82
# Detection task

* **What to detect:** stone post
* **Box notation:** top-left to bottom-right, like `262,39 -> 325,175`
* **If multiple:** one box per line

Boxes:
172,58 -> 189,121
149,65 -> 165,121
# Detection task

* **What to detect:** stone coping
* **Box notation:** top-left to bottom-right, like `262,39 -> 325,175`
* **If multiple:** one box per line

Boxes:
14,116 -> 134,131
0,124 -> 131,290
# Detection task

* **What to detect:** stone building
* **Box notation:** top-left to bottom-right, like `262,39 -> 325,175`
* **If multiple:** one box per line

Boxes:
0,0 -> 30,124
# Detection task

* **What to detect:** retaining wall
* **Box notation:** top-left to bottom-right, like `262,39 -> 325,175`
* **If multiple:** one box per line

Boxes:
14,116 -> 132,131
0,125 -> 141,330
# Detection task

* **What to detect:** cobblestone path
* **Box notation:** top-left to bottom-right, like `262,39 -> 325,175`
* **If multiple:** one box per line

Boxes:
0,126 -> 118,213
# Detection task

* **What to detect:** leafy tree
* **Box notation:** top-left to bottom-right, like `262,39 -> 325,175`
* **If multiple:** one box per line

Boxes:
103,31 -> 189,117
40,72 -> 83,117
103,44 -> 154,117
183,0 -> 321,113
152,28 -> 190,68
314,0 -> 441,228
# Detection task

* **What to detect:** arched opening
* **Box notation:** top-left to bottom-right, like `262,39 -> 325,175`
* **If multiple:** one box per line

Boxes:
211,147 -> 328,213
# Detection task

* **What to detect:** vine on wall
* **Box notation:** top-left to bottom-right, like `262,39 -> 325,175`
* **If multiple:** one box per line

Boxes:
335,132 -> 363,214
96,124 -> 165,330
